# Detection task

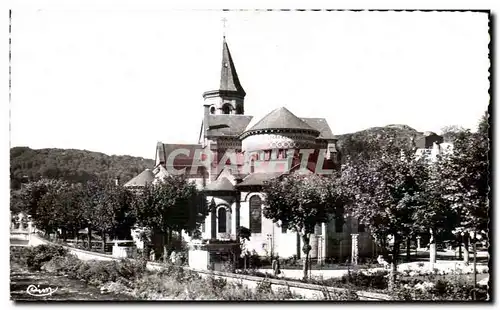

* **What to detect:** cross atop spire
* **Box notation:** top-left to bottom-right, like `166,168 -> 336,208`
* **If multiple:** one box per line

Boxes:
202,31 -> 246,115
222,17 -> 228,39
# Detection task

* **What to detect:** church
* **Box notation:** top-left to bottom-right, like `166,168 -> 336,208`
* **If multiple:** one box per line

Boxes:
125,37 -> 375,267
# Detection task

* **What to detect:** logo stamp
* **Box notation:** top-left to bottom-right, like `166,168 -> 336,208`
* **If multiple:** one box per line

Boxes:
26,284 -> 58,297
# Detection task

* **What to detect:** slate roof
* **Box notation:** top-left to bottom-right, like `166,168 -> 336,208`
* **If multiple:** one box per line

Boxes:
124,169 -> 154,187
219,38 -> 246,97
206,115 -> 253,138
156,143 -> 203,165
245,107 -> 319,134
204,177 -> 235,192
235,172 -> 282,187
300,118 -> 335,140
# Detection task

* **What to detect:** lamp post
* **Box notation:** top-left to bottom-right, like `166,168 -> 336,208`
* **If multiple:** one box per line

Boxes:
471,231 -> 477,300
266,233 -> 274,260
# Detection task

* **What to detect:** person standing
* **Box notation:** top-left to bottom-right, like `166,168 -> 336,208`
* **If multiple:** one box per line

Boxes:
272,256 -> 281,277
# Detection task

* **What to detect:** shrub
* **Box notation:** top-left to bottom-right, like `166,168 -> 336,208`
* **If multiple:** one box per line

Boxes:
41,254 -> 81,273
341,270 -> 388,290
255,279 -> 273,295
10,246 -> 32,266
320,288 -> 360,301
25,244 -> 68,271
393,278 -> 489,301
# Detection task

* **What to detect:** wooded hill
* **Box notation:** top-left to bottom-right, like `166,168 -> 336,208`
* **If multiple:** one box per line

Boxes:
10,124 -> 427,188
10,147 -> 154,189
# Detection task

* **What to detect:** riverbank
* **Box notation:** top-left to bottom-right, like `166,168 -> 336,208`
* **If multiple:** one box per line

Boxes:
9,246 -> 311,301
11,243 -> 489,301
10,259 -> 135,301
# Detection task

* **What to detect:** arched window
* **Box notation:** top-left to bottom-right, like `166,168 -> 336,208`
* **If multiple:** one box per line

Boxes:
335,206 -> 344,233
222,103 -> 231,114
249,195 -> 262,233
210,106 -> 216,114
218,208 -> 227,233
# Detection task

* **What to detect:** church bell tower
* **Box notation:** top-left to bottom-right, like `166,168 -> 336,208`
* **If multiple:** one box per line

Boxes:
202,36 -> 246,116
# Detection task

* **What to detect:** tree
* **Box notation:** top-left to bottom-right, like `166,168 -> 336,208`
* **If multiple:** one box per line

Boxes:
79,180 -> 113,249
55,183 -> 86,241
437,113 -> 489,262
132,176 -> 207,262
10,189 -> 24,216
89,183 -> 136,251
262,173 -> 339,280
441,125 -> 466,143
412,156 -> 459,266
237,226 -> 252,269
340,143 -> 428,279
18,179 -> 70,235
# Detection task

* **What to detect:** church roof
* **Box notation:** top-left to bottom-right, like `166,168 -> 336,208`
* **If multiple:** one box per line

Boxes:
219,38 -> 246,97
204,177 -> 235,192
156,143 -> 203,165
244,107 -> 319,134
300,118 -> 336,140
124,169 -> 154,187
235,172 -> 283,187
206,115 -> 253,137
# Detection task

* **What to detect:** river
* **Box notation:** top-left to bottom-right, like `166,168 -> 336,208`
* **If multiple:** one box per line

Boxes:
10,260 -> 137,301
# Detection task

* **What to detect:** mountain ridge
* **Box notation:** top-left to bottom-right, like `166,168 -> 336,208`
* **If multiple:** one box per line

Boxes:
10,124 -> 431,188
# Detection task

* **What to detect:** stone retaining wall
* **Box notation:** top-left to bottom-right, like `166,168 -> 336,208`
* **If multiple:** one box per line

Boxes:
28,234 -> 391,301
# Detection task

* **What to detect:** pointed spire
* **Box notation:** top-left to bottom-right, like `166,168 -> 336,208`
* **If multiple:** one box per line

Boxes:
219,37 -> 246,97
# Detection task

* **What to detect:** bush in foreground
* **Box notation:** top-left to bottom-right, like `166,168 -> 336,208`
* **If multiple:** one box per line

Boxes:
24,244 -> 68,271
393,278 -> 489,301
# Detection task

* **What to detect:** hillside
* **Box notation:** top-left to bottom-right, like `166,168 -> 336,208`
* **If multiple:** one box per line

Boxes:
335,124 -> 422,163
10,124 -> 427,188
10,147 -> 155,189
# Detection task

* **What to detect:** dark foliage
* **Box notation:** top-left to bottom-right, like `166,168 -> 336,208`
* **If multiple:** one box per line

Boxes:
10,147 -> 154,189
24,244 -> 68,271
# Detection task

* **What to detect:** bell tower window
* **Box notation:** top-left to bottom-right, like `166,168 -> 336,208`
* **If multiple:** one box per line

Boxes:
210,106 -> 216,114
222,103 -> 231,115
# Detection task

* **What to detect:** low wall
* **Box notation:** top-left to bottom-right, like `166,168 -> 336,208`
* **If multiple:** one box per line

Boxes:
146,261 -> 390,301
27,234 -> 391,301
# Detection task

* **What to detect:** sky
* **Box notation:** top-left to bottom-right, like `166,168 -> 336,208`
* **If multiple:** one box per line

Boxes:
10,10 -> 490,159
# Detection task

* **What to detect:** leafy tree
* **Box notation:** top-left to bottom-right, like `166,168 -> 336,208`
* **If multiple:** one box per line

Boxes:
132,176 -> 207,261
55,183 -> 86,241
10,189 -> 23,216
412,156 -> 459,265
262,173 -> 339,280
441,125 -> 466,143
78,180 -> 136,250
237,226 -> 252,269
79,181 -> 108,249
17,179 -> 70,235
340,143 -> 428,278
436,113 -> 489,262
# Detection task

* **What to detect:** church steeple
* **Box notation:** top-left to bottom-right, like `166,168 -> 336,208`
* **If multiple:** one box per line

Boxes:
219,37 -> 246,97
203,36 -> 246,115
